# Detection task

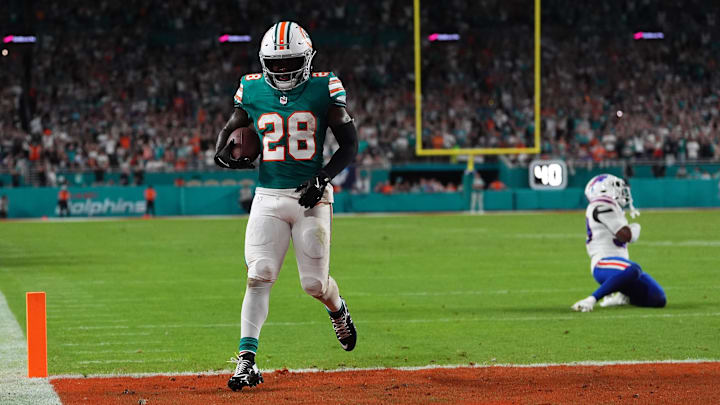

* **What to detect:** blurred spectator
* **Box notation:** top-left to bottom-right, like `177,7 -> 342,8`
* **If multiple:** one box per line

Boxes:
489,179 -> 507,191
57,185 -> 70,217
353,170 -> 371,194
238,179 -> 254,213
690,167 -> 703,179
119,170 -> 131,186
0,0 -> 718,188
375,181 -> 394,195
652,163 -> 666,178
687,138 -> 700,161
470,171 -> 485,213
144,185 -> 157,216
0,195 -> 8,219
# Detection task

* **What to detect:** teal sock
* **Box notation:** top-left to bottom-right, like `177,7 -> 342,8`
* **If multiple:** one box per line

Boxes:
327,301 -> 345,319
238,337 -> 259,354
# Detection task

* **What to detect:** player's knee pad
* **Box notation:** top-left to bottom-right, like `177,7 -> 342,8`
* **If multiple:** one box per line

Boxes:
649,292 -> 667,308
300,276 -> 327,298
247,276 -> 274,288
248,259 -> 278,282
299,227 -> 329,259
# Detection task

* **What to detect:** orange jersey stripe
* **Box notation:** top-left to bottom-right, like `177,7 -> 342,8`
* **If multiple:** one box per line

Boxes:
330,87 -> 345,95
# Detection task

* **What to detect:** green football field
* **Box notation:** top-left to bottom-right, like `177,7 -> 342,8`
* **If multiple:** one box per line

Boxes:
1,211 -> 719,376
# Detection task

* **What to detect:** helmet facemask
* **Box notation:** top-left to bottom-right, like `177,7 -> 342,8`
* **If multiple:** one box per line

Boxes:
613,179 -> 629,207
260,50 -> 315,91
617,180 -> 640,218
586,174 -> 640,218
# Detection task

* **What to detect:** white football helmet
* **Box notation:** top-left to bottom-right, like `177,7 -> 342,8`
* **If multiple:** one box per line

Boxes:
585,174 -> 639,217
259,21 -> 316,91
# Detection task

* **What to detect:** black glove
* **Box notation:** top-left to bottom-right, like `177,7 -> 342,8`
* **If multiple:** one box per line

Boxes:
214,140 -> 255,170
295,171 -> 331,209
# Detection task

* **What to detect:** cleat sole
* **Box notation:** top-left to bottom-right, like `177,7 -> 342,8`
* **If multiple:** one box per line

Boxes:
228,373 -> 263,391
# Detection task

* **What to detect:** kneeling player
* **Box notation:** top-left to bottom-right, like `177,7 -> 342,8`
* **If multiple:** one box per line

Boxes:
571,175 -> 666,312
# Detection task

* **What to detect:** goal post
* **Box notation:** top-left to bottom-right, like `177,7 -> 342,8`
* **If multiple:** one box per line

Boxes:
413,0 -> 541,157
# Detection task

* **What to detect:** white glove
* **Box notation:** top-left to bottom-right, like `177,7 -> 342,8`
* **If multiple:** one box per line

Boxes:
629,223 -> 641,243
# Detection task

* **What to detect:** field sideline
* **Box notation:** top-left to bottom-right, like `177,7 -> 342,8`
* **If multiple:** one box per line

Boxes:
3,290 -> 719,404
1,210 -> 719,403
1,210 -> 719,375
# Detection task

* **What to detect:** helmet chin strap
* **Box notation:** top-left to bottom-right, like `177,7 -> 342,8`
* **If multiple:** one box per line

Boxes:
274,79 -> 294,91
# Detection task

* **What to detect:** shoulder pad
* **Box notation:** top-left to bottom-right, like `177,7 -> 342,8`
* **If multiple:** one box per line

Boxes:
235,73 -> 263,107
325,72 -> 346,106
242,73 -> 263,81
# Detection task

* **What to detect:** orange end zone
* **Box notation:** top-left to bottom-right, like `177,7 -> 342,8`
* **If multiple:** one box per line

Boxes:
51,362 -> 720,404
26,291 -> 47,378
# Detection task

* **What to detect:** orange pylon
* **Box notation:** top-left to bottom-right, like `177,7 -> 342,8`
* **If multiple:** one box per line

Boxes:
26,292 -> 47,378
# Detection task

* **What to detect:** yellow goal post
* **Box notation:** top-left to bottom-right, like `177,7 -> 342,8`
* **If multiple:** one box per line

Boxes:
414,0 -> 541,166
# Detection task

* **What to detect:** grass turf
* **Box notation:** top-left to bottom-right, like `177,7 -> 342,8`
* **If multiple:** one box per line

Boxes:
1,211 -> 719,375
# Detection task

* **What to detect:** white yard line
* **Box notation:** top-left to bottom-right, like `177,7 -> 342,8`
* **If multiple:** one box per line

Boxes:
638,240 -> 720,247
0,290 -> 62,405
514,233 -> 578,239
73,359 -> 177,365
60,341 -> 163,347
33,284 -> 720,307
7,207 -> 718,225
49,319 -> 129,324
48,358 -> 720,380
54,311 -> 720,331
62,325 -> 130,330
512,233 -> 720,247
72,332 -> 153,337
73,349 -> 174,354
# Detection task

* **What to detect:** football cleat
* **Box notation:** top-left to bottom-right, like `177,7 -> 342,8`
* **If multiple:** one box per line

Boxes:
598,292 -> 630,308
571,296 -> 597,312
227,352 -> 263,391
328,297 -> 357,351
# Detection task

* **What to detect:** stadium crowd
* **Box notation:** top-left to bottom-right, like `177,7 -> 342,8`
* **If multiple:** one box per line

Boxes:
1,0 -> 719,187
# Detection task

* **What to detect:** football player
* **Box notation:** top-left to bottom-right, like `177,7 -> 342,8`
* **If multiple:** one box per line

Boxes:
214,22 -> 358,391
571,174 -> 667,312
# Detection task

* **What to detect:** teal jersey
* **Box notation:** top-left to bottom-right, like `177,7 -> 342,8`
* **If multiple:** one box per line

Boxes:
233,72 -> 347,189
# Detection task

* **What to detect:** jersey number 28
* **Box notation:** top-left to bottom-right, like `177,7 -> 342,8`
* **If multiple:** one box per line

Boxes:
257,112 -> 317,161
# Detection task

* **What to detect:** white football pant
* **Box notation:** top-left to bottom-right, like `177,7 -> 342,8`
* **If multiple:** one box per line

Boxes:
241,191 -> 342,339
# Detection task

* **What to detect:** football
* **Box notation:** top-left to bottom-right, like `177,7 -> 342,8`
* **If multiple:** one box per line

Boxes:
227,127 -> 261,161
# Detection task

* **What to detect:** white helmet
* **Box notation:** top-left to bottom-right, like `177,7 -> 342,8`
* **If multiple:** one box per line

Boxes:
585,174 -> 640,217
259,21 -> 316,91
